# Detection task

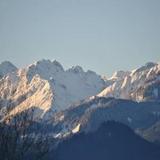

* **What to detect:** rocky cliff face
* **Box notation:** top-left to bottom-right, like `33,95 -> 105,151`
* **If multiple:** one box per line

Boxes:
98,62 -> 160,101
0,59 -> 106,119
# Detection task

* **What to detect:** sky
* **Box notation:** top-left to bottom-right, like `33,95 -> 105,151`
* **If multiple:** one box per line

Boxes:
0,0 -> 160,76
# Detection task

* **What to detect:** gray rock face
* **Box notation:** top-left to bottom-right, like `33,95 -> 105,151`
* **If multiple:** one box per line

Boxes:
0,61 -> 17,78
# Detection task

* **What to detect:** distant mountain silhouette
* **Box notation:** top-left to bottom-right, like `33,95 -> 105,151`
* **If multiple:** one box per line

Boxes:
55,121 -> 160,160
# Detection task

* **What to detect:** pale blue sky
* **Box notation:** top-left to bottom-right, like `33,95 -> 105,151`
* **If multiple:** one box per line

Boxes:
0,0 -> 160,76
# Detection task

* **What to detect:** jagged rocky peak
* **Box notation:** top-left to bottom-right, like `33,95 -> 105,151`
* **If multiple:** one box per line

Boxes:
133,62 -> 158,74
0,61 -> 16,67
145,62 -> 157,67
97,61 -> 160,101
67,65 -> 84,73
0,59 -> 108,118
0,61 -> 17,77
26,59 -> 64,81
52,60 -> 64,71
110,70 -> 130,80
26,59 -> 105,83
28,59 -> 64,71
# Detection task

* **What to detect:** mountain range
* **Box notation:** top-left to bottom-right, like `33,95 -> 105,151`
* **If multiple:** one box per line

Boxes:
0,59 -> 160,159
0,60 -> 159,115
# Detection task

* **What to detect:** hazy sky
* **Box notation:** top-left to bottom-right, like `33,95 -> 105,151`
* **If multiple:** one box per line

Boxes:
0,0 -> 160,76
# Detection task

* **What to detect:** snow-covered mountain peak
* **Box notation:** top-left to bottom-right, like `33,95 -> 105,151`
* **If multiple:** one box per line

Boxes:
131,62 -> 157,75
145,62 -> 157,67
110,70 -> 130,80
0,61 -> 17,78
98,61 -> 160,101
1,59 -> 159,121
0,59 -> 108,119
27,59 -> 64,71
26,59 -> 65,81
25,59 -> 106,84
